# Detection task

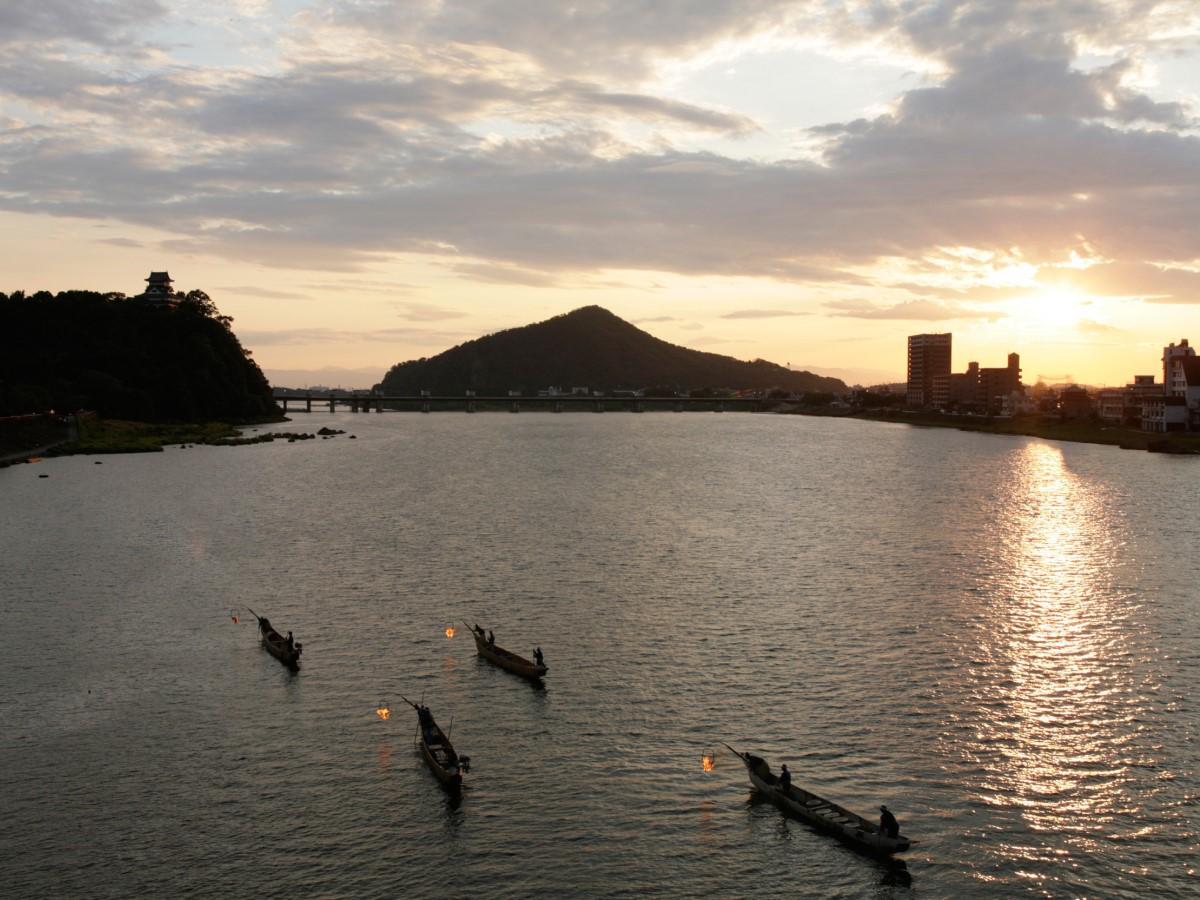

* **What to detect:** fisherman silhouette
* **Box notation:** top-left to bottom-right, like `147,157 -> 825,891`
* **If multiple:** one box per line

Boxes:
879,805 -> 900,838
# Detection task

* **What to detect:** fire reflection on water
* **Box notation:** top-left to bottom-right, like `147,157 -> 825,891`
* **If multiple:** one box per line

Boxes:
971,442 -> 1138,863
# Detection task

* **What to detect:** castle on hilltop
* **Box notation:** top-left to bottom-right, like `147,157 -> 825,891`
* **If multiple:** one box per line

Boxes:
132,271 -> 179,307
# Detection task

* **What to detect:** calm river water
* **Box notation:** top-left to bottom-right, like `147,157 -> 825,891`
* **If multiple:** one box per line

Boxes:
2,413 -> 1197,898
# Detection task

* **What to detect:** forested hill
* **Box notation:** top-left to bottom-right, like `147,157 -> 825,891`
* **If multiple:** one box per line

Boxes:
0,290 -> 278,421
378,306 -> 847,395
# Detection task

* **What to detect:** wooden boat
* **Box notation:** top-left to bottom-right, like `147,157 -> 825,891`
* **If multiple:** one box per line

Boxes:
404,698 -> 469,790
467,623 -> 547,681
248,608 -> 301,669
724,744 -> 911,856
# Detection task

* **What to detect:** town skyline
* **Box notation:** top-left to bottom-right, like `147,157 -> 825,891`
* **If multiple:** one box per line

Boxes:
2,2 -> 1199,387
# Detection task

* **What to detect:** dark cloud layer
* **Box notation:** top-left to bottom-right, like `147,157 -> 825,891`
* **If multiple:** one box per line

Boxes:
1,0 -> 1197,307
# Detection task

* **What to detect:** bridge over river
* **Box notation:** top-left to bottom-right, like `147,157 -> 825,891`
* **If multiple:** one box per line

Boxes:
273,392 -> 765,414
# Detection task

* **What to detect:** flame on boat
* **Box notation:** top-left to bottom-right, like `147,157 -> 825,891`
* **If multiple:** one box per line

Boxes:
702,752 -> 716,773
445,626 -> 456,638
376,702 -> 391,721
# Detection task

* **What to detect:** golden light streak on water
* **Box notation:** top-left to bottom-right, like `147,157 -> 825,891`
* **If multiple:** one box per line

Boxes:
974,442 -> 1137,879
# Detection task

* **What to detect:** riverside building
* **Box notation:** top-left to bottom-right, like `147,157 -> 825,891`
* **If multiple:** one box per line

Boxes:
906,333 -> 952,407
928,352 -> 1024,413
1102,339 -> 1200,433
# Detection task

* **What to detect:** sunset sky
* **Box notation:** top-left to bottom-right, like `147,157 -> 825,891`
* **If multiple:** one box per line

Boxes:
2,1 -> 1199,387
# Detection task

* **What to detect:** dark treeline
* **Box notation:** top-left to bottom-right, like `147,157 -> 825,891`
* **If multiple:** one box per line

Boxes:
0,290 -> 278,421
379,305 -> 847,396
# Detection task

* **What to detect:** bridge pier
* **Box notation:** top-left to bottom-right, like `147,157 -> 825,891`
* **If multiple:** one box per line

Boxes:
674,400 -> 683,412
467,400 -> 476,413
715,401 -> 724,412
328,398 -> 336,413
510,401 -> 520,413
554,401 -> 562,413
305,395 -> 312,413
594,400 -> 603,412
422,401 -> 430,413
633,401 -> 644,412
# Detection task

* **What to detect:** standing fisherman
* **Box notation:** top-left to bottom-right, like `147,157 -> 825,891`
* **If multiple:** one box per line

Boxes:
879,805 -> 899,838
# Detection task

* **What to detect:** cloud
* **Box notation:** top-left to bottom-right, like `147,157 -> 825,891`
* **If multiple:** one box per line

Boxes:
823,298 -> 999,321
1068,261 -> 1200,304
1077,318 -> 1123,335
390,301 -> 468,321
238,326 -> 471,346
317,0 -> 813,80
218,285 -> 310,300
449,263 -> 561,287
720,308 -> 811,319
95,237 -> 144,248
0,0 -> 166,49
0,0 -> 1197,314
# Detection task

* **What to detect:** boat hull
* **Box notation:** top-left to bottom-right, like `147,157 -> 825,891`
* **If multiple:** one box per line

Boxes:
471,632 -> 547,681
256,621 -> 300,669
417,721 -> 463,790
735,752 -> 909,855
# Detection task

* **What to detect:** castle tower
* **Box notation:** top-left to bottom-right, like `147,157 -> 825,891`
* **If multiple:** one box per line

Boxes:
134,271 -> 178,306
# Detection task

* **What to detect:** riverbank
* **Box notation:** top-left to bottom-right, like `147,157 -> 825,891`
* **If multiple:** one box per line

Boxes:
779,406 -> 1200,454
0,415 -> 297,467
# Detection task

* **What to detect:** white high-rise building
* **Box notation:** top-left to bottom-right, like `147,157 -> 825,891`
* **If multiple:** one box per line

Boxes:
1163,338 -> 1196,397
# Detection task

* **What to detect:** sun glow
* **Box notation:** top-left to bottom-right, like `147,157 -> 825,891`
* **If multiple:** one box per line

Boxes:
1008,288 -> 1093,332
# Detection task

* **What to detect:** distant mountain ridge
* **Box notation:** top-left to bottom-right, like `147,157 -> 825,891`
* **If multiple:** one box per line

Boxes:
377,306 -> 846,395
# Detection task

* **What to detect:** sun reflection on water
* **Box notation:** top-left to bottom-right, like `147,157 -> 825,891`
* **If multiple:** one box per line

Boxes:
966,442 -> 1144,877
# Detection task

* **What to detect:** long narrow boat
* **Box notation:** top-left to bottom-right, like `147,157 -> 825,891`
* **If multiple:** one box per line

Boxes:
404,698 -> 469,791
247,608 -> 302,669
724,744 -> 911,856
467,623 -> 547,681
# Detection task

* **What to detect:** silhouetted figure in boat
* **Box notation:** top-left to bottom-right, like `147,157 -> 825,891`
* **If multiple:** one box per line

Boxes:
417,704 -> 435,741
779,764 -> 792,795
879,805 -> 899,838
286,631 -> 294,649
488,630 -> 495,646
533,647 -> 544,667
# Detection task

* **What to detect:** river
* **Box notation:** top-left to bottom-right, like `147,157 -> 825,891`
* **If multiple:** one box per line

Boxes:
1,412 -> 1196,898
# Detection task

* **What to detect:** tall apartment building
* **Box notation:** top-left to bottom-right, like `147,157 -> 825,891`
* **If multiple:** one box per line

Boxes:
907,333 -> 952,407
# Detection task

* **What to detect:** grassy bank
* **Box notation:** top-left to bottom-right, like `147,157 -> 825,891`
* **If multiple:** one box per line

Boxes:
782,407 -> 1200,454
55,418 -> 243,455
0,415 -> 296,465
